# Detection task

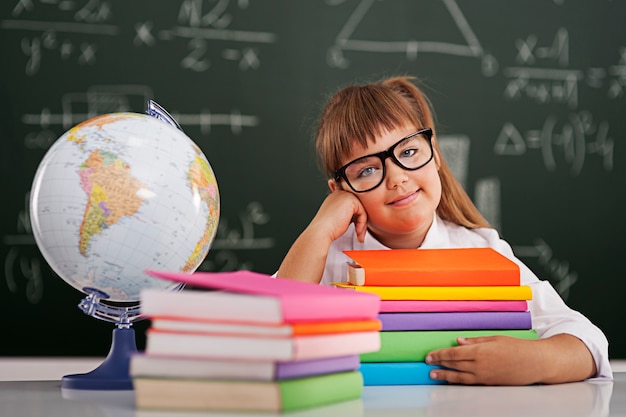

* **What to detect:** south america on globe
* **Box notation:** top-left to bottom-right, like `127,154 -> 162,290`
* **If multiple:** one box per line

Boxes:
30,111 -> 220,303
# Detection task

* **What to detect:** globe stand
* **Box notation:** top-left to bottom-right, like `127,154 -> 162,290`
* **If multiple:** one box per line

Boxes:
61,288 -> 142,391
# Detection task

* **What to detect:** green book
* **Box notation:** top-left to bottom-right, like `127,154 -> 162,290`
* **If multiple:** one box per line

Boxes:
360,329 -> 538,362
134,370 -> 363,412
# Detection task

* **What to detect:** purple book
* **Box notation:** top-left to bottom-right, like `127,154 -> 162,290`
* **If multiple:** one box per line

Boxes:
276,354 -> 361,379
378,311 -> 532,331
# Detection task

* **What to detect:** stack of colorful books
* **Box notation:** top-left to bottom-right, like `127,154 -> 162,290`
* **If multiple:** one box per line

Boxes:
333,248 -> 538,385
131,270 -> 381,413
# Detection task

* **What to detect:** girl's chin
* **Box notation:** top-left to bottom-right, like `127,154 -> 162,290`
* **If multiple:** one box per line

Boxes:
369,219 -> 431,239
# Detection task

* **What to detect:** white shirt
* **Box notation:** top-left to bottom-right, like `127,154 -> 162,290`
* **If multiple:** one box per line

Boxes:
320,215 -> 613,380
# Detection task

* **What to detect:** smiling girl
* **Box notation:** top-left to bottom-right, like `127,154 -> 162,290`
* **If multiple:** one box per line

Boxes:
276,76 -> 611,385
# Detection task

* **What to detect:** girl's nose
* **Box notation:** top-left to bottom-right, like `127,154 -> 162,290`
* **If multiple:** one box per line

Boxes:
384,158 -> 409,189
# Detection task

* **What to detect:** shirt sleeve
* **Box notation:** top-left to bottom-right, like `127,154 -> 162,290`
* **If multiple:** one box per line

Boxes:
490,235 -> 613,380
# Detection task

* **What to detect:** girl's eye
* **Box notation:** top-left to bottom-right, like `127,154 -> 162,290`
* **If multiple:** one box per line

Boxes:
358,166 -> 378,178
399,148 -> 417,158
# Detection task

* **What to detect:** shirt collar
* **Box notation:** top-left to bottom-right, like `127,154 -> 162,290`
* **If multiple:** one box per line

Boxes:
420,213 -> 448,248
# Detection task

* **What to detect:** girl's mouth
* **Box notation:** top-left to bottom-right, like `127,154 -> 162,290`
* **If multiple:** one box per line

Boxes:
388,190 -> 419,206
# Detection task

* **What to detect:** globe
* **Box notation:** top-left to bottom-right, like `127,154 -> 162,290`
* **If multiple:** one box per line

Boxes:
29,102 -> 220,390
30,107 -> 219,305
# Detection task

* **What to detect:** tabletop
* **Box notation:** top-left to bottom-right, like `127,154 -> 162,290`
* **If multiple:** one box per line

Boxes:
1,373 -> 624,417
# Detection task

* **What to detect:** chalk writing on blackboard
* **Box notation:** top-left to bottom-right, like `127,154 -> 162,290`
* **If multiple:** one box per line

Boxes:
2,0 -> 278,74
327,0 -> 498,76
2,190 -> 44,304
505,29 -> 626,105
513,239 -> 578,300
201,201 -> 276,272
211,202 -> 275,251
20,85 -> 259,147
2,0 -> 115,75
148,0 -> 278,72
4,246 -> 44,304
494,112 -> 614,175
607,47 -> 626,98
504,28 -> 580,108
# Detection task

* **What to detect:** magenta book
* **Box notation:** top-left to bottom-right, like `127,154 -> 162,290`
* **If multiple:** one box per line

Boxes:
379,300 -> 528,313
144,270 -> 380,322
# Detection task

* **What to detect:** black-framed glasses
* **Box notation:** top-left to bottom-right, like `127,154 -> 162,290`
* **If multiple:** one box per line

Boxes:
333,128 -> 434,193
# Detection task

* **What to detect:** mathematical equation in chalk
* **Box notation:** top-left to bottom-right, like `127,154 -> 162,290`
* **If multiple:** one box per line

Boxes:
513,239 -> 578,301
19,84 -> 259,150
504,29 -> 626,106
2,0 -> 277,75
3,0 -> 116,75
494,111 -> 614,175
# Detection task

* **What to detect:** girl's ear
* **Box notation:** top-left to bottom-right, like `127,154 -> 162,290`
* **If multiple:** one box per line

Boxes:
328,178 -> 340,192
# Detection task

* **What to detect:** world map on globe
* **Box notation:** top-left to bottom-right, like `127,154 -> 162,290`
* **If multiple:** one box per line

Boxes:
30,112 -> 220,302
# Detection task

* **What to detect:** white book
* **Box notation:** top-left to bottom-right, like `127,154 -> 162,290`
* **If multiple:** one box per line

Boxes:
129,354 -> 361,381
139,270 -> 380,324
145,329 -> 381,361
140,288 -> 284,324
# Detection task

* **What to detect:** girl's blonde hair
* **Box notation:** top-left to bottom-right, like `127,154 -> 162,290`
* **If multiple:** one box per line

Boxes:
315,75 -> 490,229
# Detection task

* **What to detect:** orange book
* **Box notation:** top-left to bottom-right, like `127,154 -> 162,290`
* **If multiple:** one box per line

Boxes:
149,315 -> 382,337
344,248 -> 520,286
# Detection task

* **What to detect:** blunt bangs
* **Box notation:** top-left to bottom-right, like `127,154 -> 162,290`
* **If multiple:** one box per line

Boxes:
317,85 -> 424,177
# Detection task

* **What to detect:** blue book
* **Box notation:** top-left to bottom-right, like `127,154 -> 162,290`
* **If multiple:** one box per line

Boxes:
359,362 -> 446,385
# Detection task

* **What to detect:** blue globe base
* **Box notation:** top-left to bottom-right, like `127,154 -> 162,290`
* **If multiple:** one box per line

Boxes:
61,327 -> 137,390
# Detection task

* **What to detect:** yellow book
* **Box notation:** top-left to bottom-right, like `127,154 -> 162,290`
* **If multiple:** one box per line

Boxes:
332,283 -> 532,301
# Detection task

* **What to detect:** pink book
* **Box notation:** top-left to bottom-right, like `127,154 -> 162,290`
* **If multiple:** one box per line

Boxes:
379,300 -> 528,313
143,270 -> 381,323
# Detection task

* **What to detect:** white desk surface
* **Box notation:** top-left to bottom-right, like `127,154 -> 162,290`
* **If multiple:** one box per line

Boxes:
0,359 -> 625,417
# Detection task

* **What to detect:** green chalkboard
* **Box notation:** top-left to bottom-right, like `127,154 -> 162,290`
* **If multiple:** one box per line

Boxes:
1,1 -> 625,359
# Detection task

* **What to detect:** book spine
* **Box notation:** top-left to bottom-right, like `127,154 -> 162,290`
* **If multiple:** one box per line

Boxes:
364,269 -> 520,287
360,330 -> 538,362
291,319 -> 382,335
293,331 -> 381,360
133,371 -> 363,412
342,285 -> 532,301
378,311 -> 532,331
280,293 -> 380,322
276,355 -> 361,380
279,371 -> 363,411
378,300 -> 528,313
359,362 -> 445,385
146,330 -> 381,361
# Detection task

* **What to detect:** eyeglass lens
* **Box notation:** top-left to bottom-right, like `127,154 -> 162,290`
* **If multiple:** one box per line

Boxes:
343,131 -> 432,192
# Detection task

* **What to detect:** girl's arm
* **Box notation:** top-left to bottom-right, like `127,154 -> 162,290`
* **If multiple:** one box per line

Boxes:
277,190 -> 367,284
420,232 -> 603,384
425,333 -> 596,385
